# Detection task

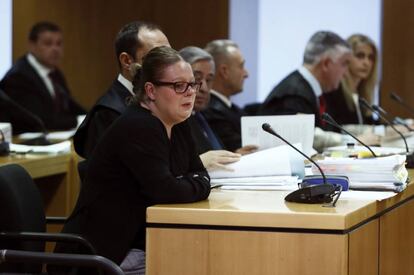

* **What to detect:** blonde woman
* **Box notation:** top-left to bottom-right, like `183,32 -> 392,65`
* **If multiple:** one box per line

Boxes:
326,34 -> 378,125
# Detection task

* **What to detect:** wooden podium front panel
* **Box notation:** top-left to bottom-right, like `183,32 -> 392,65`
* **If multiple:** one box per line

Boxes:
348,219 -> 379,275
146,228 -> 348,275
379,198 -> 414,275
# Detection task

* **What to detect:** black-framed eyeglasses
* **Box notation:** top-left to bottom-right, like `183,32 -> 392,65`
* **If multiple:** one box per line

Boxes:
152,81 -> 202,94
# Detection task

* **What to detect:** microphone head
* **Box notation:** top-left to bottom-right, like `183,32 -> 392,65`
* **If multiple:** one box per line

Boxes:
321,112 -> 332,122
371,104 -> 381,112
358,97 -> 369,106
390,92 -> 402,102
262,123 -> 272,131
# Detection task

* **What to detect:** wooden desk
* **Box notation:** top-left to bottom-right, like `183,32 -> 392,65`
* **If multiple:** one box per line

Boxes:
146,183 -> 414,275
0,152 -> 79,216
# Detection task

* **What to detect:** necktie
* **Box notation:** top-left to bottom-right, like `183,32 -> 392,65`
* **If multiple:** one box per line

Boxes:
318,94 -> 326,116
195,112 -> 222,150
48,71 -> 65,112
319,95 -> 326,126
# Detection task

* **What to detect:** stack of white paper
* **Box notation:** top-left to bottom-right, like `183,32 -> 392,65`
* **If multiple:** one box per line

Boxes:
324,145 -> 406,156
311,155 -> 408,192
209,145 -> 302,190
10,141 -> 72,154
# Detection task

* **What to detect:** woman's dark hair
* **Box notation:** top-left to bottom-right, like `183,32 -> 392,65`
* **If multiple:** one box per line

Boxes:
131,46 -> 183,103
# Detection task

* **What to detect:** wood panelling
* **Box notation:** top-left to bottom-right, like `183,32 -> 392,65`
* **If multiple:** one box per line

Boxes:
146,228 -> 348,275
379,198 -> 414,275
381,0 -> 414,117
12,0 -> 228,109
348,219 -> 379,275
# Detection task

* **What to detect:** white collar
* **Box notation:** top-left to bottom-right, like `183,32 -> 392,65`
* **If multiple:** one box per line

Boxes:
117,74 -> 134,95
27,53 -> 52,78
210,89 -> 232,108
298,66 -> 322,99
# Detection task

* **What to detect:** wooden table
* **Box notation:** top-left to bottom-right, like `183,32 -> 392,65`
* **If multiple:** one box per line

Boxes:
146,182 -> 414,275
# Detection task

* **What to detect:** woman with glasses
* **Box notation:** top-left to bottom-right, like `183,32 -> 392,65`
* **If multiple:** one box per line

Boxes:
55,46 -> 210,275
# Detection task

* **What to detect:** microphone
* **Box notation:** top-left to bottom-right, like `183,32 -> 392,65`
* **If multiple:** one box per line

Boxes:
262,123 -> 327,183
390,92 -> 414,116
262,123 -> 345,206
371,102 -> 413,132
359,98 -> 409,154
321,113 -> 377,157
0,89 -> 50,145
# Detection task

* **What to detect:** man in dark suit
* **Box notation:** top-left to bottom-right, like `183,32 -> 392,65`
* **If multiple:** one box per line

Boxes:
179,46 -> 241,171
259,31 -> 354,150
259,31 -> 351,127
73,21 -> 170,159
204,39 -> 257,154
0,21 -> 85,131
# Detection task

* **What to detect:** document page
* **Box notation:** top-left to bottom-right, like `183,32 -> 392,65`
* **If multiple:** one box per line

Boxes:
241,114 -> 315,155
208,145 -> 293,179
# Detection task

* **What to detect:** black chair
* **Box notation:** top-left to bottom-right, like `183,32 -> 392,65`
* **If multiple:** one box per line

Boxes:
0,163 -> 115,274
0,249 -> 124,275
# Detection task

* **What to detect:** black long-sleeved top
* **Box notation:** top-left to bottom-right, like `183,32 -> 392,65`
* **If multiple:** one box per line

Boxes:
57,105 -> 211,265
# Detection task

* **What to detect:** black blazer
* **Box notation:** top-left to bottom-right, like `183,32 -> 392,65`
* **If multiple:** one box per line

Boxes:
74,79 -> 131,158
202,93 -> 244,151
325,84 -> 376,127
0,89 -> 44,134
56,106 -> 211,266
188,113 -> 223,154
259,70 -> 324,128
0,55 -> 85,130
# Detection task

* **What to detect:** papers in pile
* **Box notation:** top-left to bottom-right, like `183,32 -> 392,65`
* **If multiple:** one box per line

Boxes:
311,155 -> 408,192
10,141 -> 72,155
209,145 -> 302,190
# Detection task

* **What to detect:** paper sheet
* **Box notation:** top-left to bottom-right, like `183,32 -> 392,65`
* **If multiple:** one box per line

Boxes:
209,145 -> 295,179
241,114 -> 315,155
10,140 -> 72,154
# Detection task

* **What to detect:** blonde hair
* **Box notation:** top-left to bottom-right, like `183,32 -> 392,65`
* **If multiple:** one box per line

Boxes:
342,34 -> 378,115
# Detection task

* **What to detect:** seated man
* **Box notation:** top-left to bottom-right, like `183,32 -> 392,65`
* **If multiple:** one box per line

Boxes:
73,21 -> 170,158
0,21 -> 85,131
179,46 -> 241,171
259,31 -> 379,151
203,39 -> 257,154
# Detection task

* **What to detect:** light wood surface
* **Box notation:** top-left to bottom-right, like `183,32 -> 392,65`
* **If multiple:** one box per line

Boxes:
379,198 -> 414,274
348,219 -> 379,275
148,182 -> 414,230
147,228 -> 348,275
147,182 -> 414,275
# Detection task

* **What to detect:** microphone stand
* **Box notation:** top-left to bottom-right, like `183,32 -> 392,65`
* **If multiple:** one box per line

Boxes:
321,113 -> 377,157
262,123 -> 327,184
360,99 -> 414,168
262,123 -> 343,206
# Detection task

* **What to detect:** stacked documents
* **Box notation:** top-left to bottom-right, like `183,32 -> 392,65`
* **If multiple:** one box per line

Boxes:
311,155 -> 408,192
209,145 -> 302,190
10,141 -> 72,154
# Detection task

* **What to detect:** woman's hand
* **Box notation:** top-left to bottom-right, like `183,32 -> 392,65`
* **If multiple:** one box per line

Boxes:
200,150 -> 241,171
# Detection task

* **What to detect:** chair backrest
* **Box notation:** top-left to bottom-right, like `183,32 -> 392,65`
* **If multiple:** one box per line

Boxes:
0,163 -> 46,272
